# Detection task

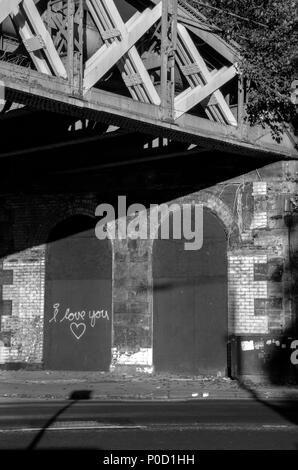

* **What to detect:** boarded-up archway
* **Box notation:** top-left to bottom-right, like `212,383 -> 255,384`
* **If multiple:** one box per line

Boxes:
43,215 -> 112,371
153,207 -> 228,376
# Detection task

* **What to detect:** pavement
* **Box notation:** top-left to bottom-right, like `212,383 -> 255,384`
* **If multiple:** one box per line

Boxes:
0,370 -> 298,401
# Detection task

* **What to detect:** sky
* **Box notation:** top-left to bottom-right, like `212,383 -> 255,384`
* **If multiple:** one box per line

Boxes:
115,0 -> 137,21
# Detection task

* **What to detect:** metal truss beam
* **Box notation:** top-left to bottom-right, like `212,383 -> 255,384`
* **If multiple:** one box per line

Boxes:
0,60 -> 297,159
0,0 -> 297,159
160,0 -> 177,121
10,0 -> 67,77
86,0 -> 160,104
0,0 -> 22,23
84,1 -> 162,92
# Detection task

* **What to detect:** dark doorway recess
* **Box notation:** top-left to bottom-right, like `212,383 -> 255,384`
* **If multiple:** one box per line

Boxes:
44,215 -> 112,371
153,208 -> 228,376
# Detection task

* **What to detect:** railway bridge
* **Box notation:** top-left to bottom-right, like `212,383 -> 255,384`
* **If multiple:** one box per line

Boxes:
0,0 -> 297,161
0,1 -> 298,378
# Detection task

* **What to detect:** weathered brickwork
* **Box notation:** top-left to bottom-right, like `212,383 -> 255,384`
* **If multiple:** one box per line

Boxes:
228,255 -> 268,334
251,181 -> 268,229
0,160 -> 297,375
112,237 -> 152,371
0,248 -> 45,365
0,259 -> 14,364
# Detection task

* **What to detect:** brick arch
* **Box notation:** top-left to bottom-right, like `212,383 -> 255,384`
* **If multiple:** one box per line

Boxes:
33,202 -> 100,247
148,190 -> 239,251
192,191 -> 234,233
180,190 -> 240,242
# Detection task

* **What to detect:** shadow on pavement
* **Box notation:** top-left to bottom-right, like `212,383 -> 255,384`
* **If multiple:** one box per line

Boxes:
27,390 -> 93,450
233,318 -> 298,444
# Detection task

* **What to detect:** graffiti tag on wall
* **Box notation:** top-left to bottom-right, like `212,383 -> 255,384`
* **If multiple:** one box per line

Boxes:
49,303 -> 110,340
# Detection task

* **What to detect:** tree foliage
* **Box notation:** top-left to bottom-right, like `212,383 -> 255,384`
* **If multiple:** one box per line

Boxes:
192,0 -> 298,139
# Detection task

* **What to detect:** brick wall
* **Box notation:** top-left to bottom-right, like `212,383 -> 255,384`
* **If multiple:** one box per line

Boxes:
228,254 -> 268,334
1,247 -> 45,364
0,160 -> 297,373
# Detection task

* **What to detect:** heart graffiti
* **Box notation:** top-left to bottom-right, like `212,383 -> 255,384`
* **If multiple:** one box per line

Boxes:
70,322 -> 86,340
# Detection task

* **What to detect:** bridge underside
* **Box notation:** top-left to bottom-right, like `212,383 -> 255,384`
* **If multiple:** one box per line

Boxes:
0,0 -> 297,167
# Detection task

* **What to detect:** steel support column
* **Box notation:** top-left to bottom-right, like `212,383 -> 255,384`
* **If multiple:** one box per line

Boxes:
160,0 -> 177,121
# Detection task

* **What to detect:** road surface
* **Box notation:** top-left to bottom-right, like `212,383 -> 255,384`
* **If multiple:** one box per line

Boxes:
0,399 -> 297,450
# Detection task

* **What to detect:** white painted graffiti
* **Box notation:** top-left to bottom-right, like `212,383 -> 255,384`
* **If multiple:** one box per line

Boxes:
70,322 -> 86,340
49,303 -> 110,340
